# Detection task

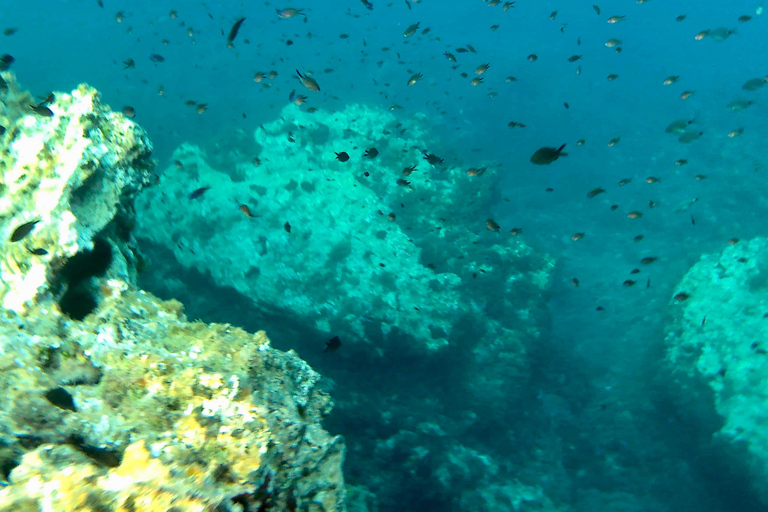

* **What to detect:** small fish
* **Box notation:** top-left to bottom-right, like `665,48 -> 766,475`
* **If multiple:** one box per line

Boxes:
634,235 -> 644,242
607,15 -> 626,23
188,186 -> 211,200
0,53 -> 14,71
572,232 -> 586,241
122,106 -> 136,118
673,292 -> 690,301
593,5 -> 601,15
627,211 -> 643,219
572,278 -> 580,287
324,335 -> 342,352
678,131 -> 703,144
680,90 -> 694,99
364,148 -> 378,158
694,30 -> 710,40
30,104 -> 53,117
28,247 -> 49,256
607,74 -> 619,81
663,75 -> 679,85
276,8 -> 306,19
123,58 -> 135,69
10,219 -> 41,242
423,152 -> 444,165
403,165 -> 417,175
549,10 -> 557,20
475,63 -> 490,75
530,144 -> 567,165
646,176 -> 660,183
295,69 -> 320,92
470,77 -> 483,86
623,280 -> 636,287
407,72 -> 423,86
227,17 -> 246,45
728,127 -> 744,138
486,219 -> 501,232
607,137 -> 620,147
403,22 -> 420,38
586,187 -> 606,198
362,0 -> 374,10
568,55 -> 582,62
444,52 -> 456,62
148,54 -> 165,62
676,14 -> 686,22
605,38 -> 622,47
284,221 -> 292,233
527,54 -> 538,62
239,205 -> 257,218
335,151 -> 350,162
509,228 -> 522,236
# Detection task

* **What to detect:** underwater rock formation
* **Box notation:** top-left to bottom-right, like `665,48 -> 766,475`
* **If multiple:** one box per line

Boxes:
0,73 -> 152,315
135,102 -> 555,510
137,103 -> 552,359
665,237 -> 768,505
0,74 -> 346,512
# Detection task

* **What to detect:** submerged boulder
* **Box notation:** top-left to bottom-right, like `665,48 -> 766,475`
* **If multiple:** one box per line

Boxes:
665,237 -> 768,505
0,74 -> 346,512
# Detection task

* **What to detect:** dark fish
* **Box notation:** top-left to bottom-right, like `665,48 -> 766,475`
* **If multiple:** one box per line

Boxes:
148,54 -> 165,63
28,247 -> 48,256
364,148 -> 378,158
45,387 -> 77,412
530,143 -> 567,165
586,187 -> 605,198
335,151 -> 350,162
0,53 -> 14,71
188,186 -> 211,200
30,103 -> 53,117
673,292 -> 690,301
10,219 -> 40,242
362,0 -> 374,9
325,335 -> 342,352
284,221 -> 292,233
423,152 -> 444,165
123,58 -> 135,69
227,17 -> 246,44
3,28 -> 18,36
567,55 -> 582,62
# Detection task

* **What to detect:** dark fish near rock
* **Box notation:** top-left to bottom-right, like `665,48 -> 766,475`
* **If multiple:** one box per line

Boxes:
0,53 -> 14,71
188,186 -> 211,199
324,335 -> 342,352
530,144 -> 567,164
335,151 -> 350,162
30,104 -> 53,117
10,219 -> 40,242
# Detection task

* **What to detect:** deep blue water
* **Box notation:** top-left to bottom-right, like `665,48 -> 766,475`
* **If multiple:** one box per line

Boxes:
4,0 -> 768,510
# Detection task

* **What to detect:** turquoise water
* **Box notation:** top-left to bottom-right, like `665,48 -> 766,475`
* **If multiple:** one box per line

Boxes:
4,1 -> 767,511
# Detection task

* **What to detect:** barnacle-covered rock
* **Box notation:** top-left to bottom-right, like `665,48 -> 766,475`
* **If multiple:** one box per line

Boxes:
0,75 -> 346,512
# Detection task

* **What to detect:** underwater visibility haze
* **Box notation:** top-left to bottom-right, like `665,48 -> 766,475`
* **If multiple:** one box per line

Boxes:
0,0 -> 768,511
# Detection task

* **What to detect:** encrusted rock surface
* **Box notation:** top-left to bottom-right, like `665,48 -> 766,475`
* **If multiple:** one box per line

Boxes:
0,74 -> 346,512
0,72 -> 152,314
136,103 -> 553,358
665,237 -> 768,505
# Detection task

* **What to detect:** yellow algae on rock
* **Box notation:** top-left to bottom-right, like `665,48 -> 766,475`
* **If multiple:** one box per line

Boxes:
0,74 -> 346,512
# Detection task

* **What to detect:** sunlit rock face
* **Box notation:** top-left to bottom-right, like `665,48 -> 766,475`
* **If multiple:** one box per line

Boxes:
0,75 -> 346,512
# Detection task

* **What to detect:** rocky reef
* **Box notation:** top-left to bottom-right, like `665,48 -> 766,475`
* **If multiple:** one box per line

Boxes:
665,237 -> 768,505
135,102 -> 556,511
0,73 -> 345,512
